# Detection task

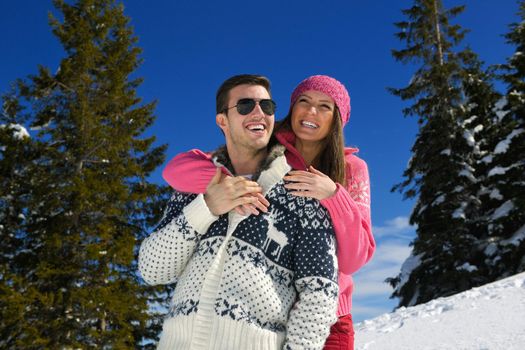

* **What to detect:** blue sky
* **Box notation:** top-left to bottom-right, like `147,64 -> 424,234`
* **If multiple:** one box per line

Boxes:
1,1 -> 520,322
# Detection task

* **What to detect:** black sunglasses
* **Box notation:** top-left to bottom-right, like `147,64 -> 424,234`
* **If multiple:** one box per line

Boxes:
224,98 -> 276,116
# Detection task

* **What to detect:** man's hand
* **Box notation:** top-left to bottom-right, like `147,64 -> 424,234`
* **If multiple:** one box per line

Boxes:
204,168 -> 270,216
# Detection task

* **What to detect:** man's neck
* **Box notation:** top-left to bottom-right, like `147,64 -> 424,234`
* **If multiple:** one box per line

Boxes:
227,145 -> 267,176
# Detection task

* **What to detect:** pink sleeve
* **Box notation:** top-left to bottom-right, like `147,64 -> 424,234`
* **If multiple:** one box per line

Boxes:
319,155 -> 375,275
162,149 -> 225,194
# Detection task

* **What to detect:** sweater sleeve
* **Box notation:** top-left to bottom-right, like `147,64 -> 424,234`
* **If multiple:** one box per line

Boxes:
162,149 -> 223,194
138,191 -> 219,285
283,200 -> 339,350
319,155 -> 375,275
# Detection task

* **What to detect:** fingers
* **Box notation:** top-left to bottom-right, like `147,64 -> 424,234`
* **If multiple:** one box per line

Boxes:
234,203 -> 260,216
233,196 -> 261,211
244,204 -> 260,215
284,174 -> 316,184
233,204 -> 260,216
235,206 -> 247,215
232,194 -> 271,216
284,181 -> 312,191
234,193 -> 269,216
286,170 -> 312,177
233,182 -> 263,197
209,167 -> 223,185
254,193 -> 270,208
225,177 -> 263,196
251,195 -> 269,213
288,190 -> 320,200
308,165 -> 325,175
209,174 -> 272,216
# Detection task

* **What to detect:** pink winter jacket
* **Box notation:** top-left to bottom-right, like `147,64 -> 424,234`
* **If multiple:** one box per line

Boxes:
162,130 -> 375,316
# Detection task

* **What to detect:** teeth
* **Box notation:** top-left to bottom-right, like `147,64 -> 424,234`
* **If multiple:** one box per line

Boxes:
302,121 -> 318,129
248,124 -> 265,131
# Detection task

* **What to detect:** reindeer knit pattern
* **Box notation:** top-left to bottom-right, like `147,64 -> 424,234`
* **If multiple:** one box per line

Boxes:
139,147 -> 338,350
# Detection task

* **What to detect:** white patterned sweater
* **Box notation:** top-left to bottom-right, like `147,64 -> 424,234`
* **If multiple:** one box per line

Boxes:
139,146 -> 339,350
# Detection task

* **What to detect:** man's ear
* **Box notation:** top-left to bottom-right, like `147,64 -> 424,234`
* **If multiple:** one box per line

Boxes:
216,113 -> 227,132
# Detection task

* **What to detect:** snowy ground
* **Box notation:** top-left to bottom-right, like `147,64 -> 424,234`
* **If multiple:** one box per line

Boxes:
355,271 -> 525,350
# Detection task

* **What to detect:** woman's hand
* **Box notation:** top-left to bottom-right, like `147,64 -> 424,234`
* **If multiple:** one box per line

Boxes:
283,165 -> 337,200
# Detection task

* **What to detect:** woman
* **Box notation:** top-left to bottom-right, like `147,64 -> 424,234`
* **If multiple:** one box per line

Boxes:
163,75 -> 375,350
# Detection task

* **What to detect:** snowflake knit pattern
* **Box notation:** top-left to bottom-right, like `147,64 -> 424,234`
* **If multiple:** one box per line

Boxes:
139,146 -> 339,350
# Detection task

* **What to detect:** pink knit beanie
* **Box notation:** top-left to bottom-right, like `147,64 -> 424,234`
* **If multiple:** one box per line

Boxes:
290,75 -> 351,126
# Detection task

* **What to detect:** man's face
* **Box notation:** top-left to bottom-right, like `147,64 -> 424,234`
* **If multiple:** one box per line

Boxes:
216,84 -> 275,154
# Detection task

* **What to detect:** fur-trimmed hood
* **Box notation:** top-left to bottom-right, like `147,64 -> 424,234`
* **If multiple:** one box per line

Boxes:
211,144 -> 287,182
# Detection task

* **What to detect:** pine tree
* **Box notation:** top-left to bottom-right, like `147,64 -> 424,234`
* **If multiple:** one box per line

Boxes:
0,86 -> 44,346
478,0 -> 525,279
386,0 -> 500,306
455,51 -> 504,286
0,0 -> 170,348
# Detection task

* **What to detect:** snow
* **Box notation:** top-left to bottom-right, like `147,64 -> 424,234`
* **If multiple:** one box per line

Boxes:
355,271 -> 525,350
509,90 -> 523,101
493,98 -> 509,121
488,164 -> 519,177
0,123 -> 30,139
431,194 -> 445,206
489,188 -> 503,200
459,164 -> 476,182
30,120 -> 52,130
463,130 -> 475,147
473,124 -> 483,134
452,207 -> 465,219
462,115 -> 477,126
452,186 -> 463,193
501,223 -> 525,246
494,128 -> 524,154
394,253 -> 422,292
484,242 -> 498,256
440,149 -> 451,155
492,200 -> 514,220
457,262 -> 477,272
480,154 -> 493,164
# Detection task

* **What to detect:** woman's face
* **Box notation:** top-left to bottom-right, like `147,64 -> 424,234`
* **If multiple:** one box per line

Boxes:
291,90 -> 335,143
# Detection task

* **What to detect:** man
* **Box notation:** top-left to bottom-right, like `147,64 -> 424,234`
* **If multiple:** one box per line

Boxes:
139,74 -> 338,350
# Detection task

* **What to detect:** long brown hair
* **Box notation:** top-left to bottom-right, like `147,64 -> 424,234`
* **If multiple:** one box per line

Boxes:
273,107 -> 347,187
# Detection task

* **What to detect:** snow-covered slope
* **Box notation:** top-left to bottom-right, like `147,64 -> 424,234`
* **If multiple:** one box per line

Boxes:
355,271 -> 525,349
